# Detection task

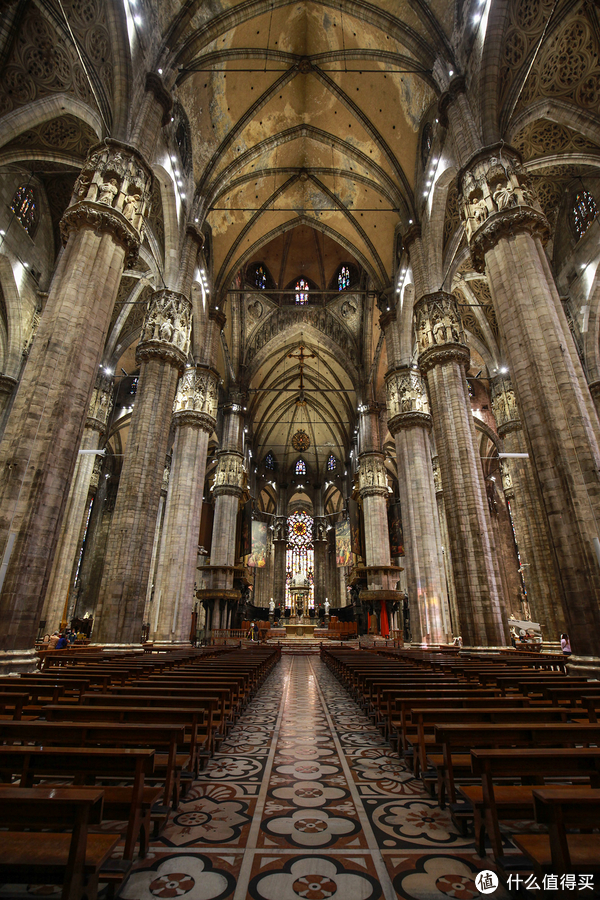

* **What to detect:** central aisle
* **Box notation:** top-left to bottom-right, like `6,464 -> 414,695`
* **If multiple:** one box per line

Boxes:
121,657 -> 501,900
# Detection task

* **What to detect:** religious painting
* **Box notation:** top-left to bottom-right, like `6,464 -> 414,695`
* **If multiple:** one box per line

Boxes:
335,518 -> 352,567
388,502 -> 405,557
348,498 -> 362,556
198,501 -> 213,555
248,521 -> 268,567
240,499 -> 253,559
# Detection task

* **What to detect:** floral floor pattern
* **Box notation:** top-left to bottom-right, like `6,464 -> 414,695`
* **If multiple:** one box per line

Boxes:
113,656 -> 512,900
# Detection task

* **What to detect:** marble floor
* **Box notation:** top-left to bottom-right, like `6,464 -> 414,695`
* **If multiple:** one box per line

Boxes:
118,656 -> 510,900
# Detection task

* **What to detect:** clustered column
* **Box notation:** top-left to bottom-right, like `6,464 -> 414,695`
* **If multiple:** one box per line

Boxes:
272,483 -> 288,607
0,140 -> 153,651
152,367 -> 218,643
385,363 -> 449,642
357,403 -> 400,632
42,373 -> 114,632
459,145 -> 600,655
313,483 -> 327,609
95,289 -> 192,643
202,400 -> 246,630
415,291 -> 506,645
491,376 -> 566,637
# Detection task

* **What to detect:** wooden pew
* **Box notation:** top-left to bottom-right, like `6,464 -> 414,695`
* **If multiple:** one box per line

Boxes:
411,706 -> 572,779
45,702 -> 207,779
0,786 -> 122,900
464,748 -> 600,860
0,744 -> 157,861
0,721 -> 184,811
389,695 -> 531,754
431,723 -> 600,807
0,691 -> 30,720
513,788 -> 600,876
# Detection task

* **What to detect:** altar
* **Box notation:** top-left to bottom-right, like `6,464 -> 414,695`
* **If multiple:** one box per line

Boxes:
284,623 -> 316,638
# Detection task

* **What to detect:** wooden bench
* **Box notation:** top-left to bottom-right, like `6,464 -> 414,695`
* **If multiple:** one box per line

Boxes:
389,695 -> 531,754
0,786 -> 122,900
0,691 -> 30,720
0,744 -> 158,861
513,788 -> 600,876
45,702 -> 207,778
411,706 -> 573,779
431,723 -> 600,807
0,720 -> 185,811
463,748 -> 600,860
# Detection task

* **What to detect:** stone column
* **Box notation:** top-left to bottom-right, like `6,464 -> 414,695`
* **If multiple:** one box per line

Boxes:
197,402 -> 247,632
0,375 -> 18,433
95,289 -> 192,643
272,482 -> 288,606
459,145 -> 600,655
0,140 -> 153,652
357,403 -> 402,633
491,376 -> 566,637
152,366 -> 218,643
313,483 -> 327,609
432,455 -> 459,636
145,457 -> 170,630
273,515 -> 288,607
385,365 -> 448,642
415,291 -> 506,645
42,374 -> 114,632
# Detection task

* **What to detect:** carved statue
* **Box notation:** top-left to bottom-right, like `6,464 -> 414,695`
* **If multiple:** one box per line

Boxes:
159,317 -> 174,343
493,181 -> 517,211
98,178 -> 119,206
472,196 -> 488,226
123,193 -> 140,221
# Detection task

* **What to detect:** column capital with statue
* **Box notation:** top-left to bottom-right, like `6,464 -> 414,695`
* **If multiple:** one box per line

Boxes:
490,375 -> 521,437
173,366 -> 219,433
458,144 -> 550,272
414,291 -> 470,372
136,290 -> 192,371
385,365 -> 431,435
61,139 -> 154,267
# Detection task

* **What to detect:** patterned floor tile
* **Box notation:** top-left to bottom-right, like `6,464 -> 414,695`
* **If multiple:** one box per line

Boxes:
110,654 -> 524,900
246,853 -> 383,900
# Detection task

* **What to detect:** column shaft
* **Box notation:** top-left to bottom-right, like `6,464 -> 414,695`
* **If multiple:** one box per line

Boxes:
0,140 -> 152,650
152,365 -> 218,642
95,290 -> 191,643
416,292 -> 506,645
459,146 -> 600,654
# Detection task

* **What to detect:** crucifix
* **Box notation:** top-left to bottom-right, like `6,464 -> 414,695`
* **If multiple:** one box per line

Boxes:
288,344 -> 316,393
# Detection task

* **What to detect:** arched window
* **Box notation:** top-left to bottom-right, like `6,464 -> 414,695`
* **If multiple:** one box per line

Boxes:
11,185 -> 38,237
295,458 -> 306,475
572,191 -> 598,240
338,266 -> 350,291
295,278 -> 309,305
255,265 -> 267,289
265,451 -> 275,470
285,511 -> 314,608
327,454 -> 337,472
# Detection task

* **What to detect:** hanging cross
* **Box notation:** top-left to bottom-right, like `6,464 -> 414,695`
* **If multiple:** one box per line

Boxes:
288,344 -> 316,392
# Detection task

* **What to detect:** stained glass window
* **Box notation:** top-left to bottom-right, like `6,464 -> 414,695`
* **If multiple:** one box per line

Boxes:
11,185 -> 38,236
572,191 -> 598,240
295,278 -> 309,304
295,458 -> 306,475
327,454 -> 337,471
285,511 -> 314,608
265,451 -> 275,469
338,266 -> 350,291
255,265 -> 267,289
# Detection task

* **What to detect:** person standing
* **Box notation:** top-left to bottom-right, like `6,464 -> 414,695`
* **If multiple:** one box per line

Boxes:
561,633 -> 572,656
